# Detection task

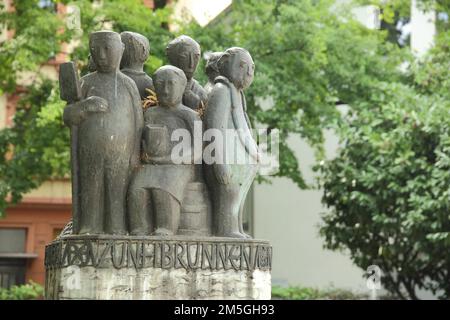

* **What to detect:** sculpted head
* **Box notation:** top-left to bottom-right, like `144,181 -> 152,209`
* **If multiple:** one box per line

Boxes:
120,31 -> 150,70
153,65 -> 187,108
217,47 -> 255,90
166,35 -> 201,80
205,51 -> 223,82
89,31 -> 124,73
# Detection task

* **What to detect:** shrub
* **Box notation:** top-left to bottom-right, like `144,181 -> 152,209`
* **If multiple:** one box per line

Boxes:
0,281 -> 44,300
317,82 -> 450,299
272,285 -> 366,300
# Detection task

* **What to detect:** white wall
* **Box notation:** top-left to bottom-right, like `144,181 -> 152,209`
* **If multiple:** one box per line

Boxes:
411,0 -> 436,56
253,0 -> 437,296
171,0 -> 231,30
254,132 -> 367,291
252,0 -> 381,293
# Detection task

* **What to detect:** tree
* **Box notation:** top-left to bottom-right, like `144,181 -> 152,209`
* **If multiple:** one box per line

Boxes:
0,0 -> 407,216
318,1 -> 450,299
185,0 -> 407,186
0,0 -> 172,214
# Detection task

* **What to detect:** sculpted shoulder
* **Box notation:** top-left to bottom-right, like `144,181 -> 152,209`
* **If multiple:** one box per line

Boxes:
144,105 -> 171,122
192,79 -> 206,94
118,71 -> 140,93
80,72 -> 97,86
81,71 -> 96,81
205,83 -> 230,113
208,83 -> 230,107
79,72 -> 98,97
204,83 -> 231,129
179,104 -> 201,122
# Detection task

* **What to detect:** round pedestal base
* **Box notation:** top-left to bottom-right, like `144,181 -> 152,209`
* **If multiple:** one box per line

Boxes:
45,235 -> 272,300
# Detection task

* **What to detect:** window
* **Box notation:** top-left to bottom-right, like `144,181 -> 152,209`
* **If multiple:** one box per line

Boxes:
0,228 -> 27,289
0,228 -> 26,253
0,258 -> 26,289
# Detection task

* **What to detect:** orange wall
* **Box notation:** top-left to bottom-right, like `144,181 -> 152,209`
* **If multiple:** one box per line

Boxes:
0,201 -> 71,285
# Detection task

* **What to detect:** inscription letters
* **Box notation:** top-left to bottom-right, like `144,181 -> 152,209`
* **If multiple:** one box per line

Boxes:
45,239 -> 272,272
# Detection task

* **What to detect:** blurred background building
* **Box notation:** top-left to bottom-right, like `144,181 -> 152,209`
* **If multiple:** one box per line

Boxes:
0,0 -> 72,288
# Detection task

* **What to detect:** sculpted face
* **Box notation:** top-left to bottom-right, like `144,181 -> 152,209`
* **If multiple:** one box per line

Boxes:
239,51 -> 255,89
167,36 -> 201,80
89,31 -> 124,73
175,44 -> 200,79
219,48 -> 255,90
154,66 -> 187,107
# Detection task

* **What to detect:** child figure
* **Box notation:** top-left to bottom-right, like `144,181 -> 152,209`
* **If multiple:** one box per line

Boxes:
127,65 -> 202,236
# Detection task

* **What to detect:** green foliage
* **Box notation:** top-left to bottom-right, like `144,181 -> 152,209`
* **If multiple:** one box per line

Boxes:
317,2 -> 450,298
66,0 -> 173,76
356,0 -> 411,46
412,31 -> 450,98
272,285 -> 366,300
358,0 -> 450,45
0,281 -> 44,300
0,0 -> 172,216
317,73 -> 450,299
0,0 -> 408,216
0,79 -> 69,214
184,0 -> 407,187
0,0 -> 70,93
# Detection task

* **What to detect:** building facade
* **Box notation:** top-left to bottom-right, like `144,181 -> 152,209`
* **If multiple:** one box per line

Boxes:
0,0 -> 74,289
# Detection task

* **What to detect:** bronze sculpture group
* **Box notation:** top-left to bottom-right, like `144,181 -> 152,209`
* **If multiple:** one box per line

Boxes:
61,31 -> 259,239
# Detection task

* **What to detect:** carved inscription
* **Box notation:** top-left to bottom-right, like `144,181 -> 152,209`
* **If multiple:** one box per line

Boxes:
45,239 -> 272,271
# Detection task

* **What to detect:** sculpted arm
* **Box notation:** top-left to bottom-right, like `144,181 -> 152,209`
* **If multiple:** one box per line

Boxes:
128,81 -> 144,168
231,106 -> 259,161
184,81 -> 207,110
62,78 -> 108,126
183,90 -> 201,110
205,84 -> 232,184
184,110 -> 203,164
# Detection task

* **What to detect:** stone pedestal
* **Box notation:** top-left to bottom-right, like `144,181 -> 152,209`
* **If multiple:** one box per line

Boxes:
45,235 -> 272,300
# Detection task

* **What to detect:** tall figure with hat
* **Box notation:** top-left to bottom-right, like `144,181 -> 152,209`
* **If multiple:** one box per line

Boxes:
63,31 -> 143,235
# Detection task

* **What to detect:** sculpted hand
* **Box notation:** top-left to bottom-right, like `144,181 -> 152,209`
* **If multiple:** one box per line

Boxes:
183,90 -> 201,109
214,164 -> 232,185
82,96 -> 109,113
63,96 -> 108,127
